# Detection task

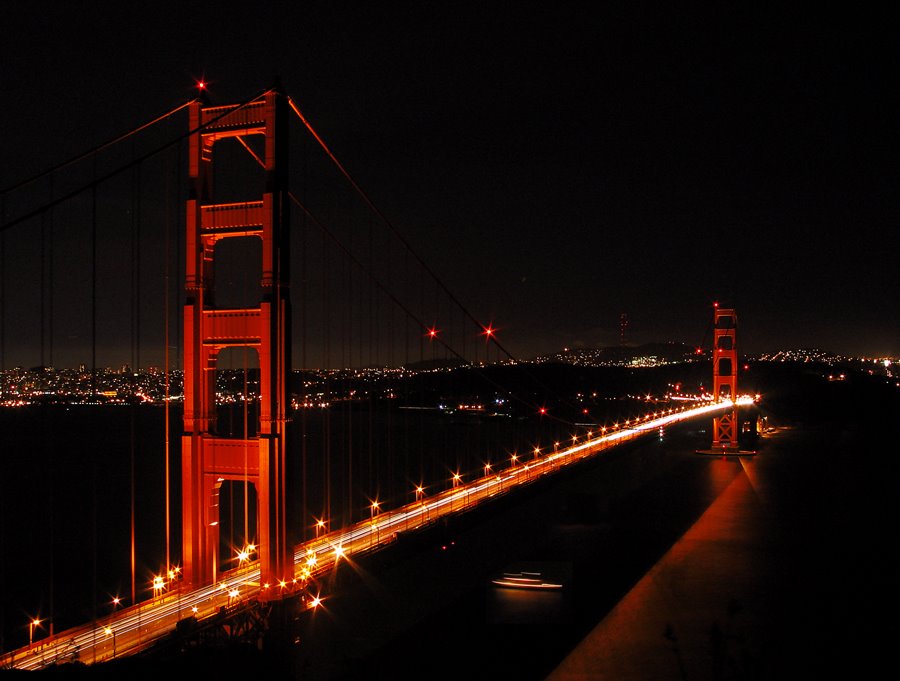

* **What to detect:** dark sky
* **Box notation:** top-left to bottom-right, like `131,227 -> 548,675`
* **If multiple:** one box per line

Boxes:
1,3 -> 897,367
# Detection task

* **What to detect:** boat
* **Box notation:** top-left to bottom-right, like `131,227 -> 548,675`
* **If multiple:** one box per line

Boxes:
491,571 -> 563,590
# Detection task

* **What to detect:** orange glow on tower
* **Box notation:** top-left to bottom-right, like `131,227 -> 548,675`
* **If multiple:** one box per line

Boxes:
711,306 -> 739,451
181,88 -> 292,598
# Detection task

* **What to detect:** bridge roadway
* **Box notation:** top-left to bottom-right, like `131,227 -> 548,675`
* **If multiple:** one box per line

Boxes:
3,398 -> 751,671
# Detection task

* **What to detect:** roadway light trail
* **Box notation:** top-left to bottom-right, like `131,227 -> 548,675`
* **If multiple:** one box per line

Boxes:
4,397 -> 751,670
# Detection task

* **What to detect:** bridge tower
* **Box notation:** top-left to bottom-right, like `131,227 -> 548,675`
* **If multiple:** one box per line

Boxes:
711,304 -> 739,452
181,88 -> 292,598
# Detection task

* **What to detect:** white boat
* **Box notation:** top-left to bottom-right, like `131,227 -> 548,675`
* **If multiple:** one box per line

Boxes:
491,571 -> 563,590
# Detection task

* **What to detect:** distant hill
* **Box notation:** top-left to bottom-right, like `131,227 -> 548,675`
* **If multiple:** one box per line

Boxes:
534,341 -> 700,366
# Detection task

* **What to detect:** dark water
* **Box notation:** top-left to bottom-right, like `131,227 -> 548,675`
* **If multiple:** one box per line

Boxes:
0,398 -> 601,653
3,362 -> 897,679
291,424 -> 734,681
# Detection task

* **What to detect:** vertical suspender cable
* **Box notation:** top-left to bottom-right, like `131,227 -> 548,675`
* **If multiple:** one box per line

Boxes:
299,147 -> 308,542
163,131 -> 173,572
368,213 -> 374,500
346,228 -> 352,526
129,149 -> 138,609
0,197 -> 4,380
89,170 -> 98,640
322,219 -> 331,532
43,177 -> 57,638
0,199 -> 4,652
129,150 -> 137,612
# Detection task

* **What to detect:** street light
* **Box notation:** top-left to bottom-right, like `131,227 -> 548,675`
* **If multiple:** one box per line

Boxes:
104,626 -> 116,658
370,500 -> 380,547
29,617 -> 42,647
415,485 -> 426,524
315,518 -> 326,538
168,566 -> 183,618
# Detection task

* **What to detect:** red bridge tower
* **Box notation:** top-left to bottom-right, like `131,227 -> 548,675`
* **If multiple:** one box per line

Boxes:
181,88 -> 292,597
711,305 -> 739,452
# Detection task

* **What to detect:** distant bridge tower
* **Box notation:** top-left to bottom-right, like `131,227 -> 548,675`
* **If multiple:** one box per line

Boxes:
711,305 -> 739,452
181,88 -> 292,598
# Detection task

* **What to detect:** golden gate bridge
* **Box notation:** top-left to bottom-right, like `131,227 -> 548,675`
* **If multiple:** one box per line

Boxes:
0,84 -> 755,670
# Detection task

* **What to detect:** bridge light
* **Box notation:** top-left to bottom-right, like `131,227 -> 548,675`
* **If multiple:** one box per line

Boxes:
152,575 -> 165,598
28,617 -> 42,646
426,326 -> 439,340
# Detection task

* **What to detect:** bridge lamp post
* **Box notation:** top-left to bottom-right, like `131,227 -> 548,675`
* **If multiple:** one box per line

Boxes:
415,486 -> 425,523
315,518 -> 326,539
452,473 -> 461,511
152,575 -> 165,599
104,626 -> 116,658
370,501 -> 380,547
168,567 -> 182,618
29,617 -> 42,647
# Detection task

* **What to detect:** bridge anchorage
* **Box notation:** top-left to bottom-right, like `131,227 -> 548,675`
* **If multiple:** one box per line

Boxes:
697,304 -> 757,457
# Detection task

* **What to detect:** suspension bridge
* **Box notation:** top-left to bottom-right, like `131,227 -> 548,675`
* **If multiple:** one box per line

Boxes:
0,84 -> 756,670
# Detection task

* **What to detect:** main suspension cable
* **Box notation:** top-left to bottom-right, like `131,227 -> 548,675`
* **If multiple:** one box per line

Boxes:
286,96 -> 518,363
0,98 -> 196,197
0,88 -> 273,235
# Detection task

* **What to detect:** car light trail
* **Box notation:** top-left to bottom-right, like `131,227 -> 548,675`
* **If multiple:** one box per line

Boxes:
5,397 -> 751,670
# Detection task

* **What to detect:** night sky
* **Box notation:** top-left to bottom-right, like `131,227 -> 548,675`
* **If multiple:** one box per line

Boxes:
1,3 -> 897,367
